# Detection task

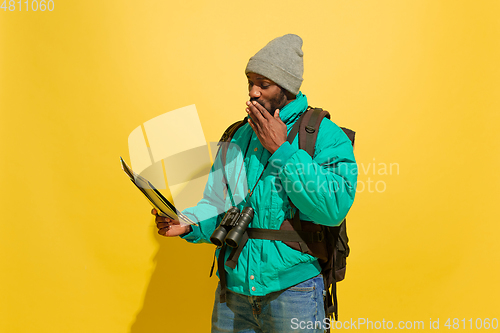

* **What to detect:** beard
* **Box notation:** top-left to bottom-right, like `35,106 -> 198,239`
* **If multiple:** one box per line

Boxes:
250,88 -> 288,115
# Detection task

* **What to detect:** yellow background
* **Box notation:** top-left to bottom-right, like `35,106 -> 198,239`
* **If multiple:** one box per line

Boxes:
1,1 -> 499,332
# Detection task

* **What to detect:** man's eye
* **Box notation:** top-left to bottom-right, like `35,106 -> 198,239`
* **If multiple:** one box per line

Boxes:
261,84 -> 270,89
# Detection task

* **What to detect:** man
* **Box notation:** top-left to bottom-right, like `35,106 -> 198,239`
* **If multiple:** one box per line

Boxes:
153,34 -> 357,332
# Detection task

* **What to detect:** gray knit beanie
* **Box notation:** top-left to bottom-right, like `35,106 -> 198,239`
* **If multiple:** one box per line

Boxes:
245,34 -> 304,95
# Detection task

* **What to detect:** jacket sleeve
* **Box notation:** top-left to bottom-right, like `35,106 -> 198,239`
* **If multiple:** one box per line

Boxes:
180,146 -> 228,244
268,119 -> 358,227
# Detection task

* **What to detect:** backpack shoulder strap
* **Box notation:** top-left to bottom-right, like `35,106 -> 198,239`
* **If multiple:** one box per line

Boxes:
300,107 -> 330,156
340,127 -> 355,147
217,117 -> 247,166
218,117 -> 247,144
287,107 -> 330,156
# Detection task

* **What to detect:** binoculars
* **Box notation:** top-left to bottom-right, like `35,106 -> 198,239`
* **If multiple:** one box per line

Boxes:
210,206 -> 254,248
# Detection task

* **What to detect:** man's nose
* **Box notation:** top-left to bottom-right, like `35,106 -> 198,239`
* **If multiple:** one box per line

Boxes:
249,86 -> 261,99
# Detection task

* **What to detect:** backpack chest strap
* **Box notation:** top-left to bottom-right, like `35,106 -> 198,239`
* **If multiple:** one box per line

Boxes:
247,228 -> 324,242
223,218 -> 327,271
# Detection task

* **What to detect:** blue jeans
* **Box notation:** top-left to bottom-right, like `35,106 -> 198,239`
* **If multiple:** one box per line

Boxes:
211,274 -> 326,333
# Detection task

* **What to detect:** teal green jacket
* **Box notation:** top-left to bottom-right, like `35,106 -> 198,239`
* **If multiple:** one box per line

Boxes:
181,92 -> 357,296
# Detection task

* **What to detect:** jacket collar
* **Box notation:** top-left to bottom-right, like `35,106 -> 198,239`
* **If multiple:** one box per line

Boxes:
277,91 -> 308,127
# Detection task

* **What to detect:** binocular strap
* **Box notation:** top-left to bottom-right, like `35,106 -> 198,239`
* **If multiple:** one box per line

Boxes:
218,245 -> 228,303
218,233 -> 249,303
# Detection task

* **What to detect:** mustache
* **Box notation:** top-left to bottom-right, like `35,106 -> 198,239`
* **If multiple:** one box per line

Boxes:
249,98 -> 274,114
249,98 -> 265,107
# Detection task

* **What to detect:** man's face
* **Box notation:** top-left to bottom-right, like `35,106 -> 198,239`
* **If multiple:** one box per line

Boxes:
246,72 -> 288,115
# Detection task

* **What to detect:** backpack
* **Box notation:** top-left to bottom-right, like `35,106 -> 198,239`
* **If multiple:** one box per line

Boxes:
216,107 -> 355,321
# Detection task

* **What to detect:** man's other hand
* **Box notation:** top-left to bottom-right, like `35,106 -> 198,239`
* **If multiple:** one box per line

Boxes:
151,208 -> 191,237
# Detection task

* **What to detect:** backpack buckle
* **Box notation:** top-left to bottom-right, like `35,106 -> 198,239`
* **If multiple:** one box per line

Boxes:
316,231 -> 325,243
305,126 -> 316,134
